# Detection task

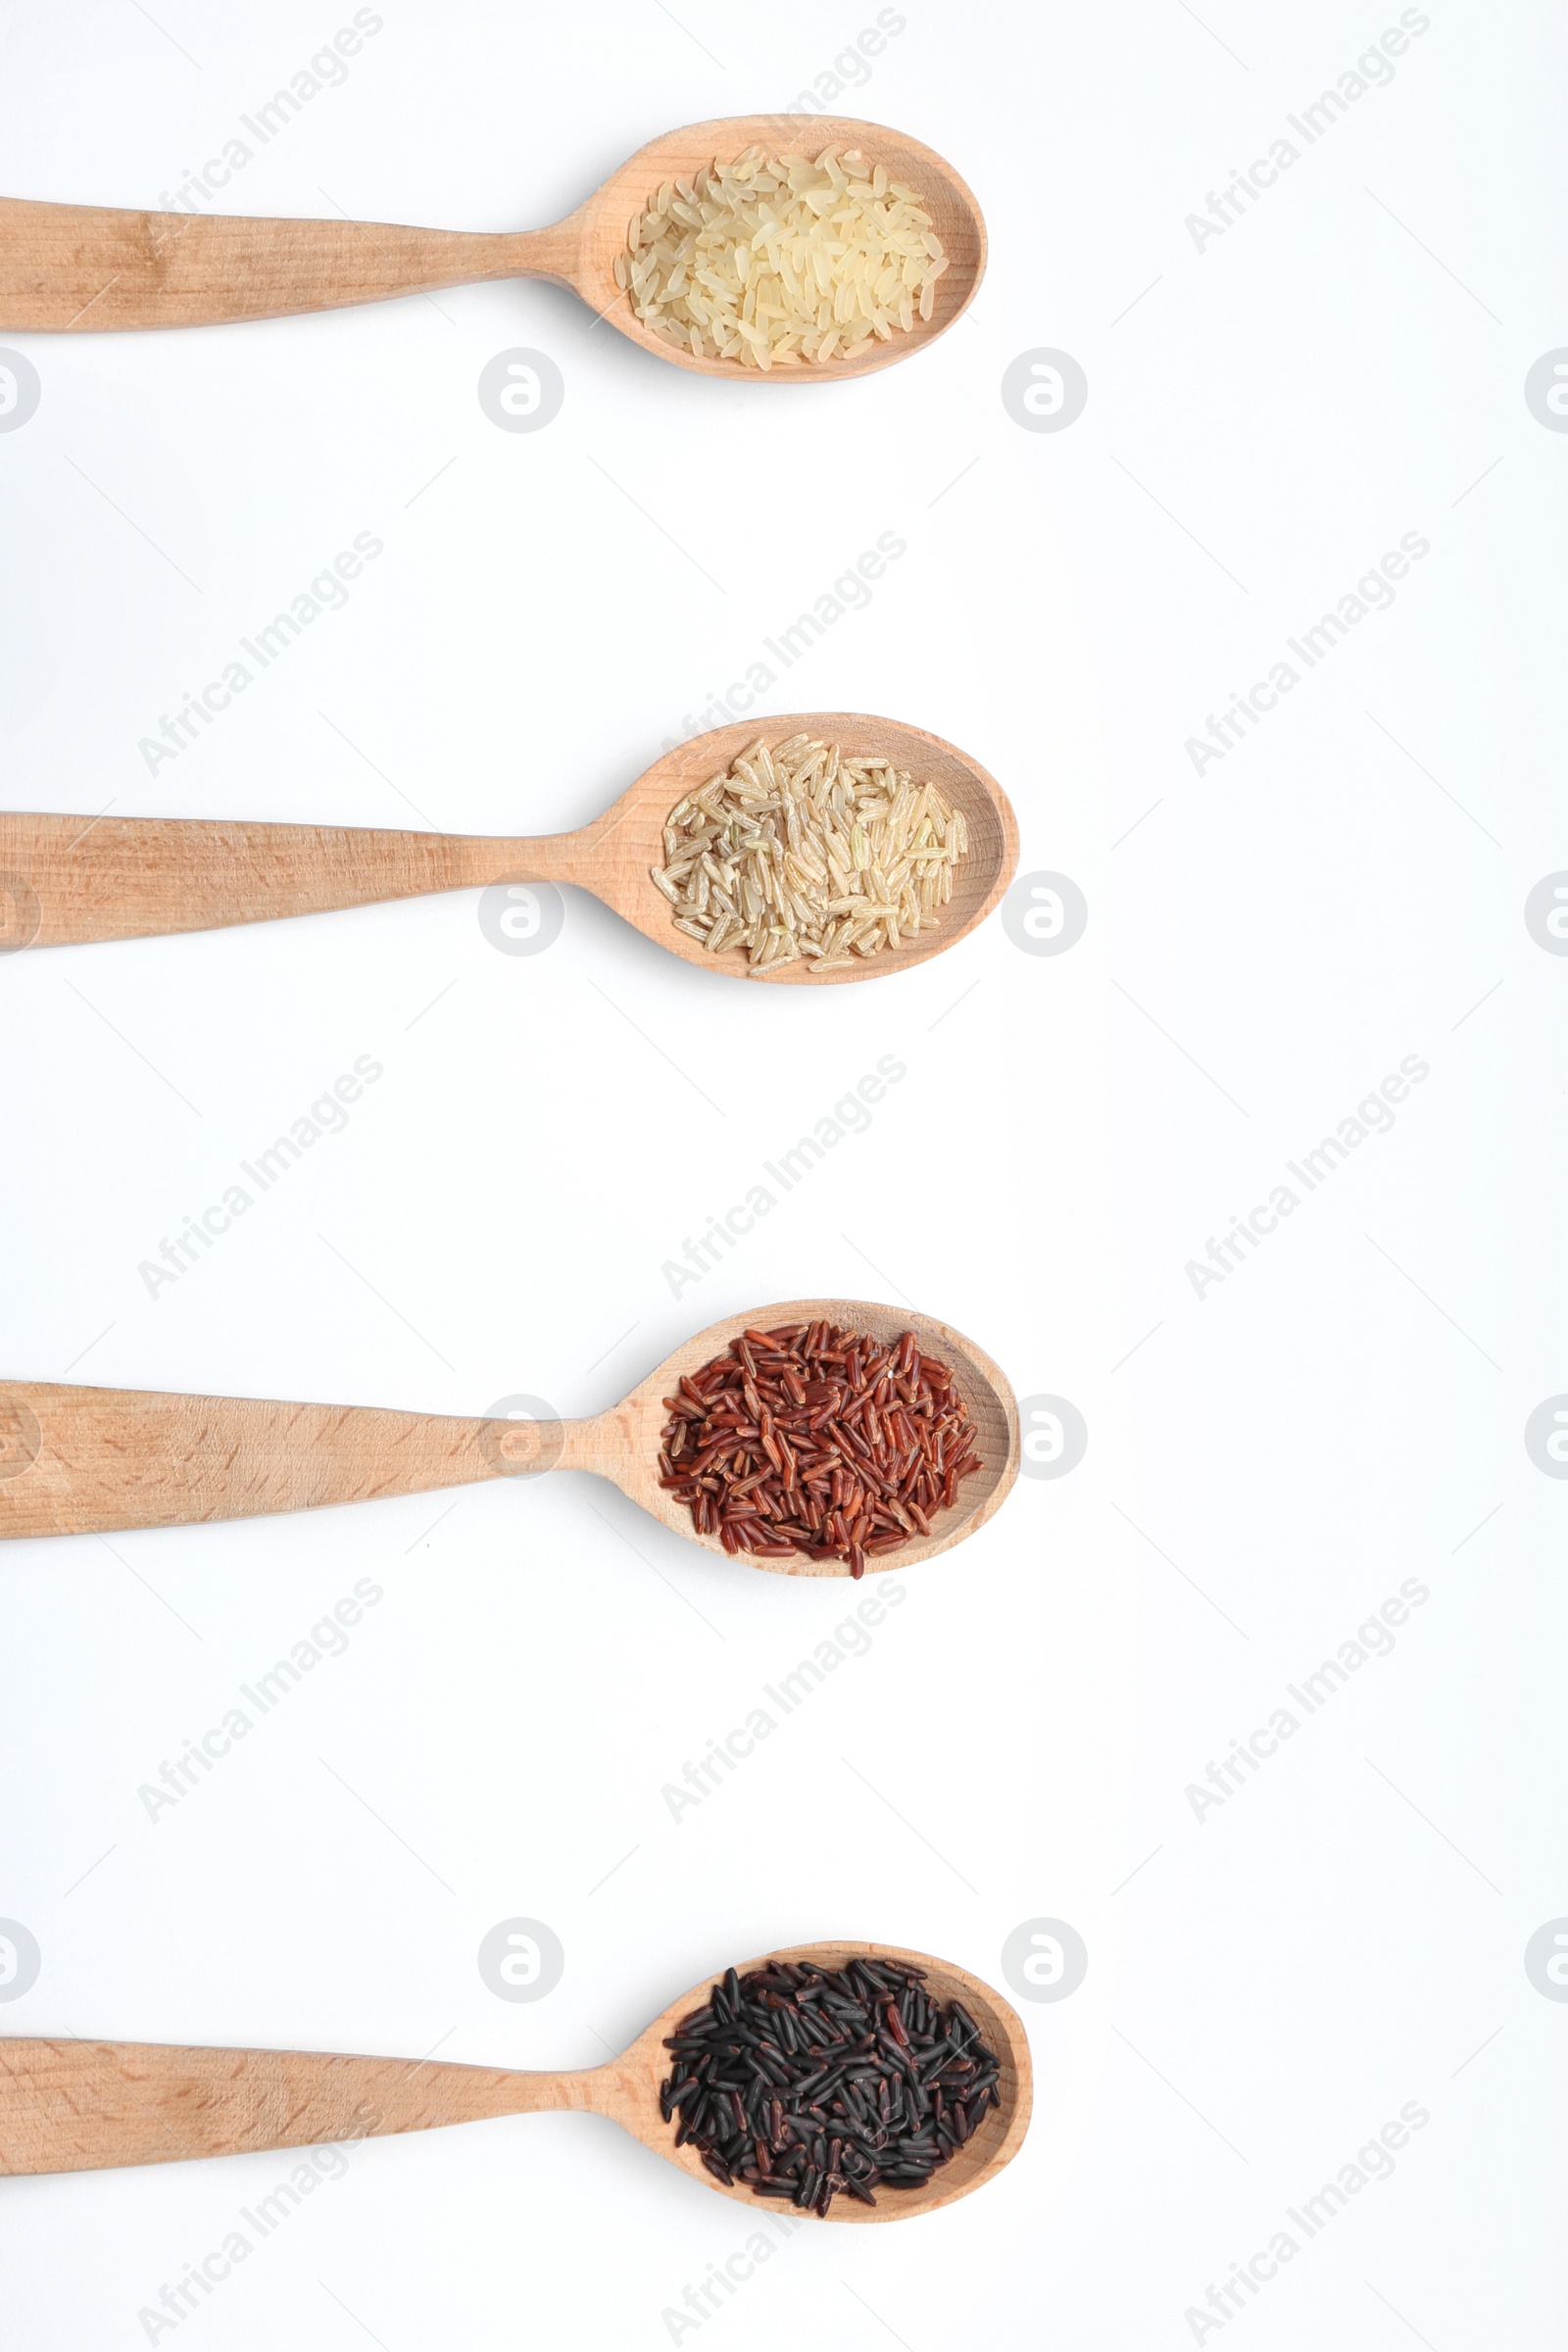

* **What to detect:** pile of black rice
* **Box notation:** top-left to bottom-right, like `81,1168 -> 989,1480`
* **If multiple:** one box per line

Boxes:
660,1954 -> 1004,2215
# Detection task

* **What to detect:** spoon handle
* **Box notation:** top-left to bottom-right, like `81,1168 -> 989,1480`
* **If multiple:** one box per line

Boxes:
0,1382 -> 583,1538
0,198 -> 576,330
0,814 -> 575,947
0,2039 -> 603,2175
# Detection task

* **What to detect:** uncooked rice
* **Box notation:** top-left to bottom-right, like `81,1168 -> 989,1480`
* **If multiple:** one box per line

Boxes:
613,147 -> 948,369
652,736 -> 968,973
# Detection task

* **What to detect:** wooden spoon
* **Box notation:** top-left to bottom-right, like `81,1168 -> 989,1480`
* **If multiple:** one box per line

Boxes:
0,115 -> 985,377
0,1939 -> 1031,2217
0,714 -> 1017,985
0,1298 -> 1018,1565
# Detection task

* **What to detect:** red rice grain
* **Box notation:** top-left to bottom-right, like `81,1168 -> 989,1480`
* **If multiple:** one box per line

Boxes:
658,1321 -> 983,1574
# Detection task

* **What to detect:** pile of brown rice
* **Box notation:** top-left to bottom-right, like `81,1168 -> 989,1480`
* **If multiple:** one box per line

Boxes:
613,148 -> 948,369
651,736 -> 967,974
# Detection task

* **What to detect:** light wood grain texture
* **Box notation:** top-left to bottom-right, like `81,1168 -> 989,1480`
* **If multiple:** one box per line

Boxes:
0,1940 -> 1031,2221
0,1298 -> 1018,1571
0,116 -> 985,377
0,713 -> 1018,985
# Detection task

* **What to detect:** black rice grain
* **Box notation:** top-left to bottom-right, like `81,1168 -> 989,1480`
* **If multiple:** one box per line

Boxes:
660,1956 -> 1003,2215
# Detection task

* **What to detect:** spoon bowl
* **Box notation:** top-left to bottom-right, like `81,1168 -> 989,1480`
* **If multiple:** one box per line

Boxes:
612,1938 -> 1032,2219
0,1298 -> 1019,1564
582,1296 -> 1019,1574
0,116 -> 985,376
0,713 -> 1019,982
573,116 -> 987,380
588,713 -> 1017,986
0,1941 -> 1031,2217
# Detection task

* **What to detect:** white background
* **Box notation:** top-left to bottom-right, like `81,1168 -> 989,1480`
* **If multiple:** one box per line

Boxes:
1,2 -> 1564,2344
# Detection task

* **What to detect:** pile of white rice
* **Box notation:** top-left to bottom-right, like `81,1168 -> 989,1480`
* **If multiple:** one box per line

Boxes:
652,736 -> 968,974
613,148 -> 948,369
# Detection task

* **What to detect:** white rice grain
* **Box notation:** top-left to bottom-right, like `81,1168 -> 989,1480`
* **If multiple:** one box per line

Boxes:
613,147 -> 948,368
